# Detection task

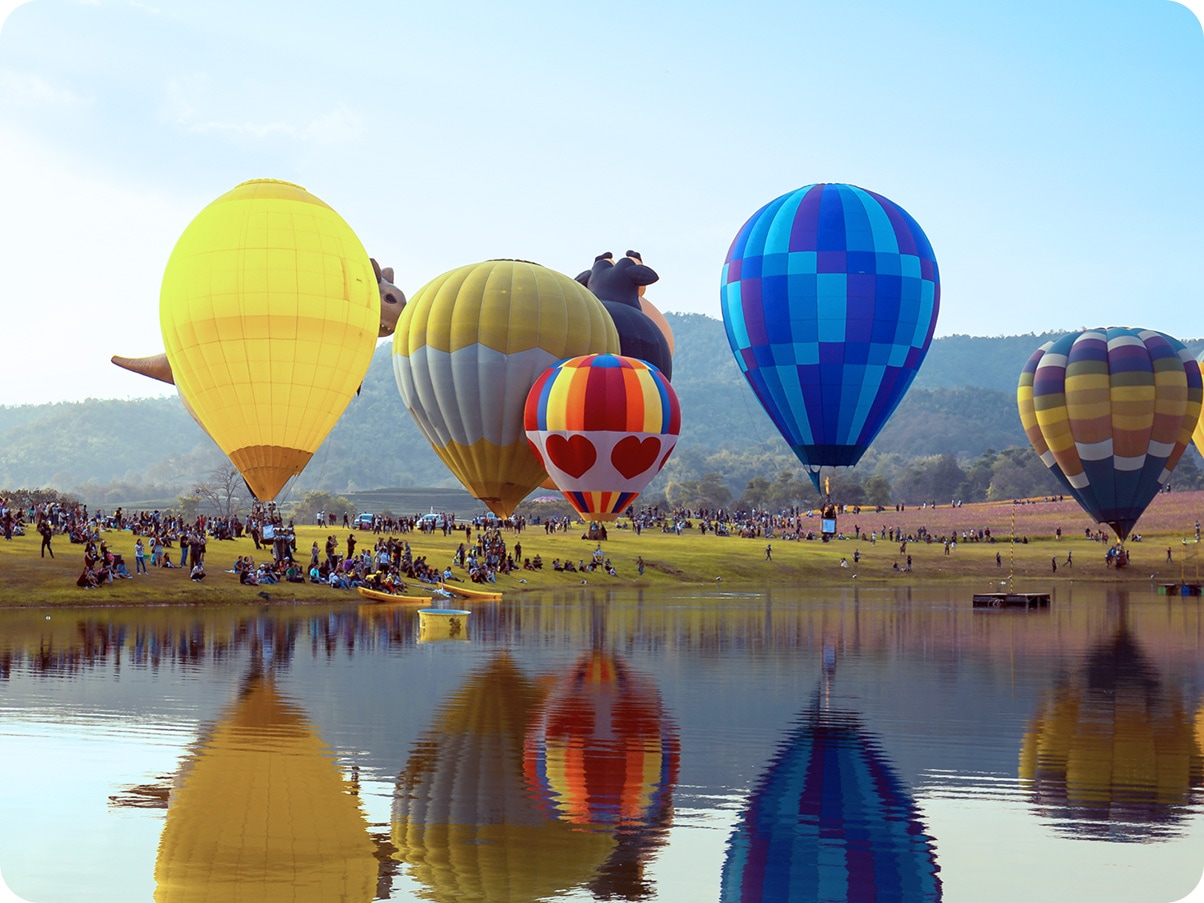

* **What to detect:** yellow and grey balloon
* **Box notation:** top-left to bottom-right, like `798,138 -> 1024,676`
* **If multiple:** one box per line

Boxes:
393,259 -> 620,516
159,178 -> 379,501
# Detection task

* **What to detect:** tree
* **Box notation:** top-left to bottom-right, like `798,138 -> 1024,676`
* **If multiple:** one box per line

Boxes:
863,473 -> 892,506
741,476 -> 772,510
193,463 -> 247,519
289,490 -> 355,526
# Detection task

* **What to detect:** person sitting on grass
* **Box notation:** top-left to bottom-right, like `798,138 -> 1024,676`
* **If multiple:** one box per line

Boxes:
190,562 -> 206,582
161,551 -> 177,569
77,566 -> 100,589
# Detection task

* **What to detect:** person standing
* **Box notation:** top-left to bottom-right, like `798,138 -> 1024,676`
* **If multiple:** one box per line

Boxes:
135,538 -> 147,574
38,519 -> 54,558
765,543 -> 773,561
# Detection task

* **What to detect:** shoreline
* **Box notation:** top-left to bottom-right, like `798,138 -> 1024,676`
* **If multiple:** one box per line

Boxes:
4,491 -> 1204,608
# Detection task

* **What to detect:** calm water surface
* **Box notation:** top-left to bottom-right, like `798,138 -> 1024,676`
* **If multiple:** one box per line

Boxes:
0,586 -> 1202,903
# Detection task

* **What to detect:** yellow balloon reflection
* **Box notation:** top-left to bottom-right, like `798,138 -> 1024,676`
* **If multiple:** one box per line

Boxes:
154,672 -> 379,902
1019,626 -> 1204,840
160,178 -> 380,501
392,653 -> 615,902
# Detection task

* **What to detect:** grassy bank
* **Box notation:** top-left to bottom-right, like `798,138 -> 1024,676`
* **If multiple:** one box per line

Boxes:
3,489 -> 1204,608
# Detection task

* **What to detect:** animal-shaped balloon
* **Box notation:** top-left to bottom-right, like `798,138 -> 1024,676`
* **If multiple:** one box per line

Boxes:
393,259 -> 620,517
578,251 -> 673,379
112,257 -> 403,387
721,183 -> 939,492
524,353 -> 680,521
1019,327 -> 1201,542
159,178 -> 380,500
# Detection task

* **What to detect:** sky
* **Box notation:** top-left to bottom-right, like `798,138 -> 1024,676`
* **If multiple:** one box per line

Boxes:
1,0 -> 1203,407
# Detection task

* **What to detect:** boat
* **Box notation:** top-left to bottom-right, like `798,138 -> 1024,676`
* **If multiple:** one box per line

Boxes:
971,592 -> 1050,610
356,586 -> 436,604
437,581 -> 502,601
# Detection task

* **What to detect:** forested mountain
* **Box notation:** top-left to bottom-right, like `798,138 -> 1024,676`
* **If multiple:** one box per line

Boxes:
2,315 -> 1202,509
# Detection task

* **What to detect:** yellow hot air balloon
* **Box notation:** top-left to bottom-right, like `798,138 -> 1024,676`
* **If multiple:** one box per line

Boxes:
160,179 -> 380,501
392,259 -> 620,516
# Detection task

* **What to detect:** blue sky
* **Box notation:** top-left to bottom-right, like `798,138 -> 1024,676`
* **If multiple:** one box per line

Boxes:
1,0 -> 1203,406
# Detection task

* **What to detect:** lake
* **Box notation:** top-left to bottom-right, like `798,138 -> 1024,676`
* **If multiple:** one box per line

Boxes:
0,586 -> 1201,903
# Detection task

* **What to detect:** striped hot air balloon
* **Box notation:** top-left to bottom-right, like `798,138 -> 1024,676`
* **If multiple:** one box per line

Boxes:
392,260 -> 620,517
1019,327 -> 1202,542
524,354 -> 681,521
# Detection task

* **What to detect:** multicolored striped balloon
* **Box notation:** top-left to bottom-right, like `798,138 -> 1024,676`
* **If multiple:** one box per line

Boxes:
524,354 -> 681,520
720,183 -> 939,491
1019,327 -> 1202,542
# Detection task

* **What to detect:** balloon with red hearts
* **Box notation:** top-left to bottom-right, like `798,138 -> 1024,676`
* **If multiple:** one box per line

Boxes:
524,354 -> 681,521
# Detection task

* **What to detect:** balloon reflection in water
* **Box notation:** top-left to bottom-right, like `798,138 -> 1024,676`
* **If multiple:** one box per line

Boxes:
524,650 -> 680,899
391,653 -> 615,903
1019,626 -> 1204,841
722,703 -> 941,901
154,669 -> 380,902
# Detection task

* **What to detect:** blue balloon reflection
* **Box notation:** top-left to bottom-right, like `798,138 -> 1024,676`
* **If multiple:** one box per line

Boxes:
722,707 -> 941,903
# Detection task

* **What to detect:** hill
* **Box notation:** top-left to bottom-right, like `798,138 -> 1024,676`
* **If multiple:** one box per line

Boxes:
2,316 -> 1202,510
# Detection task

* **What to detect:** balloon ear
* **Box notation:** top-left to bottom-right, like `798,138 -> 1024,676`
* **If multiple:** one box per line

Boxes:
382,267 -> 395,282
626,250 -> 642,262
370,257 -> 382,281
595,251 -> 614,262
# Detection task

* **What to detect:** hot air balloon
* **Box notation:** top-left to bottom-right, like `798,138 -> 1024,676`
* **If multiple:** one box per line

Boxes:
524,354 -> 680,521
1192,350 -> 1204,463
720,183 -> 939,492
578,251 -> 674,379
393,259 -> 620,517
721,705 -> 942,902
1019,327 -> 1202,543
600,300 -> 674,380
638,295 -> 675,356
160,178 -> 380,501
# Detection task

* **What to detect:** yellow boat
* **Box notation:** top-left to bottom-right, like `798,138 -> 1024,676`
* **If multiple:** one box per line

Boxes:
437,581 -> 502,601
356,586 -> 436,604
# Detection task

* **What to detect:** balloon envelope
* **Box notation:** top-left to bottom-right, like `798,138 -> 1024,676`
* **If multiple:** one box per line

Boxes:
393,260 -> 620,517
601,300 -> 674,380
524,354 -> 680,521
1020,327 -> 1202,541
720,183 -> 939,490
160,179 -> 379,501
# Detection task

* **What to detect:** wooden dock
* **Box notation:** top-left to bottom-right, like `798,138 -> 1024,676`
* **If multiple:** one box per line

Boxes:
972,592 -> 1051,610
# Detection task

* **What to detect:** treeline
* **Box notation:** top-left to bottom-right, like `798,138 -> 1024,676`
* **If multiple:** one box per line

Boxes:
2,314 -> 1202,513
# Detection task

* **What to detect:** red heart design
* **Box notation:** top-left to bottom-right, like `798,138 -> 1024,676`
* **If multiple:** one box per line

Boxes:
612,436 -> 662,480
544,434 -> 597,479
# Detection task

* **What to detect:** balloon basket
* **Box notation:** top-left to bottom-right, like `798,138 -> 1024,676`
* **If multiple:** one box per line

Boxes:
418,608 -> 470,641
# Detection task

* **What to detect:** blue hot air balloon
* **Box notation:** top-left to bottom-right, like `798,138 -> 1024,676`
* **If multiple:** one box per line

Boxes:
720,183 -> 939,491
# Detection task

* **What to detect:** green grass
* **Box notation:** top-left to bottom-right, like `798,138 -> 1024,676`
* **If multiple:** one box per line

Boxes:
3,488 -> 1203,608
